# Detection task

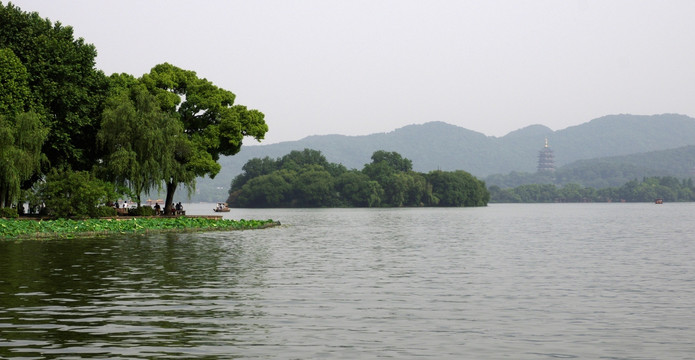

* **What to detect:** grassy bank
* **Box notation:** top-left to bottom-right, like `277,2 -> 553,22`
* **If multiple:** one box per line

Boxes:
0,217 -> 280,240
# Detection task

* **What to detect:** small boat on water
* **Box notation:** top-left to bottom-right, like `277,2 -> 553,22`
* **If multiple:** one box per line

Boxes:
654,198 -> 663,204
214,202 -> 231,212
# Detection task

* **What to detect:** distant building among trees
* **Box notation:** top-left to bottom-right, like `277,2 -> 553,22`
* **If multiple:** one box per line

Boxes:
537,138 -> 555,172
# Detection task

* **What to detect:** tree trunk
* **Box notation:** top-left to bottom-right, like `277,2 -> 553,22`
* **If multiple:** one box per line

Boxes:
1,188 -> 9,208
135,184 -> 143,208
164,181 -> 176,215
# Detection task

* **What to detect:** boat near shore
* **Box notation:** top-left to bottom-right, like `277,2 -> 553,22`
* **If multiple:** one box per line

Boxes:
214,202 -> 231,212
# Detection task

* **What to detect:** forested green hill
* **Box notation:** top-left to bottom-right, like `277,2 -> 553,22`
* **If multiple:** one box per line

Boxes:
556,145 -> 695,187
194,114 -> 695,201
485,145 -> 695,189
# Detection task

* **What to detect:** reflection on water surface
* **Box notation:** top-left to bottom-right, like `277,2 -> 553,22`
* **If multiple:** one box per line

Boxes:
1,204 -> 694,359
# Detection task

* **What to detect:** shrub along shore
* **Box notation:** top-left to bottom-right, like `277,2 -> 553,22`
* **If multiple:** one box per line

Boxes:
0,217 -> 280,240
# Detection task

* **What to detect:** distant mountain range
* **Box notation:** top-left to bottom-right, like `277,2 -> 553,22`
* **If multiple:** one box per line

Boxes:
190,113 -> 695,201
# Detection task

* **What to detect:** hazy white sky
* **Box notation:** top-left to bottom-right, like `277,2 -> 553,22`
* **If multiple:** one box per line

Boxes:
9,0 -> 695,144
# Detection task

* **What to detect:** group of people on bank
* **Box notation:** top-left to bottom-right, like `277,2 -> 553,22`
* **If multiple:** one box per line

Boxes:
114,201 -> 184,215
153,202 -> 185,215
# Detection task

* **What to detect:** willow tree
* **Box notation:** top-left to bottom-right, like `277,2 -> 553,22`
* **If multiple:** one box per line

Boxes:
140,63 -> 268,213
0,48 -> 46,208
0,112 -> 47,208
97,74 -> 183,207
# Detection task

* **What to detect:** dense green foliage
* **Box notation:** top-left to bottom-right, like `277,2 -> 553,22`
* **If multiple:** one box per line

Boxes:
0,207 -> 18,218
91,205 -> 117,218
228,149 -> 489,207
0,112 -> 47,207
0,40 -> 48,208
35,168 -> 119,218
0,3 -> 266,217
0,217 -> 278,239
96,73 -> 183,207
0,2 -> 109,170
489,176 -> 695,203
0,48 -> 31,115
140,63 -> 268,214
127,205 -> 155,217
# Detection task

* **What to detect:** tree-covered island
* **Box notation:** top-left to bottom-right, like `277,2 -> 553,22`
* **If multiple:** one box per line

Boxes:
227,149 -> 490,207
0,3 -> 268,227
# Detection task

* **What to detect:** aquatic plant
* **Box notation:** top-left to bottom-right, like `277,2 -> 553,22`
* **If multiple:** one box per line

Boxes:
0,217 -> 278,239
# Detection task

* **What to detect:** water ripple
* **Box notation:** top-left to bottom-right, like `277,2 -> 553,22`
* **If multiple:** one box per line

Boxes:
1,204 -> 695,358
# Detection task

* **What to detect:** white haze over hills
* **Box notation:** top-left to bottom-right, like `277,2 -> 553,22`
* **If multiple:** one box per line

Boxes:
186,113 -> 695,201
10,0 -> 695,145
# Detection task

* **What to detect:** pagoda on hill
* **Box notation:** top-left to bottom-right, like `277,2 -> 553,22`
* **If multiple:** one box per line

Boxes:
537,138 -> 555,172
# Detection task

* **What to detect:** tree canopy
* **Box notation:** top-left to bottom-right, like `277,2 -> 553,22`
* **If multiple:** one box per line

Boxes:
228,149 -> 489,208
0,46 -> 47,208
96,74 -> 183,206
139,63 -> 268,213
0,3 -> 267,216
0,48 -> 31,115
1,2 -> 109,170
0,112 -> 47,207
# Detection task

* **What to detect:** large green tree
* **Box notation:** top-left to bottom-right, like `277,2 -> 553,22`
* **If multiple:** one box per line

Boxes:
280,149 -> 330,170
230,156 -> 278,192
369,150 -> 413,172
0,47 -> 46,208
140,63 -> 268,213
97,74 -> 183,206
236,171 -> 292,207
0,48 -> 31,115
427,170 -> 489,207
292,165 -> 336,207
362,150 -> 430,206
0,112 -> 47,207
335,170 -> 380,207
0,2 -> 109,171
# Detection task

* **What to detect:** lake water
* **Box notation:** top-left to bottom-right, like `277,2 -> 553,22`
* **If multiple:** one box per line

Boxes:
1,203 -> 694,359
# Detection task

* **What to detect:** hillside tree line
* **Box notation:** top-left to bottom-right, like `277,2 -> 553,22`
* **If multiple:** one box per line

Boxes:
489,176 -> 695,203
